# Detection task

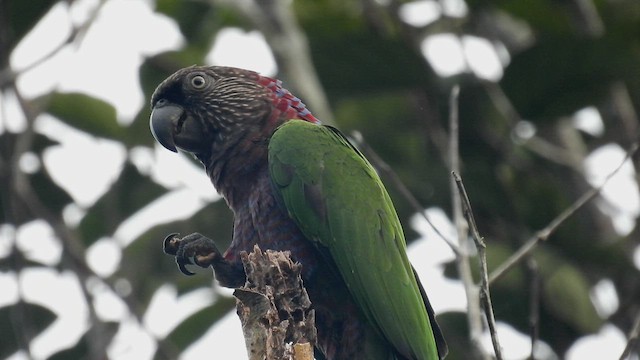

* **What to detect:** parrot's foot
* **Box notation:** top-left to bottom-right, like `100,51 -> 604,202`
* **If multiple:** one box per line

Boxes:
163,232 -> 221,276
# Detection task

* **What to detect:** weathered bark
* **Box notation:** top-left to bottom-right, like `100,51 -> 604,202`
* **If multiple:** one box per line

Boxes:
234,245 -> 316,360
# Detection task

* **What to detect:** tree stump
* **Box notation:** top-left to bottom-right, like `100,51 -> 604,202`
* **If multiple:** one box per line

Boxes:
234,245 -> 316,360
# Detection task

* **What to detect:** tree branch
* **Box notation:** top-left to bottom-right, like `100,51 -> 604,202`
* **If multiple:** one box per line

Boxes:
527,259 -> 540,360
453,172 -> 504,360
489,141 -> 640,285
235,245 -> 316,360
620,309 -> 640,360
448,86 -> 491,359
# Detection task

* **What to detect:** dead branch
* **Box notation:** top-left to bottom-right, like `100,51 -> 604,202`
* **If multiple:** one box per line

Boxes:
235,245 -> 316,360
527,259 -> 540,360
453,172 -> 504,360
488,142 -> 640,285
448,86 -> 491,359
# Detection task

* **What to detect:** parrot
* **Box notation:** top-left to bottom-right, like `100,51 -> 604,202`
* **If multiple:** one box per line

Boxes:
150,65 -> 447,360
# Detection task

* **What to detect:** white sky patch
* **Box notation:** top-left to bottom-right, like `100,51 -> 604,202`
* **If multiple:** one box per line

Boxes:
408,208 -> 466,314
12,0 -> 183,123
113,188 -> 211,247
206,27 -> 278,76
0,94 -> 3,135
0,224 -> 15,259
422,33 -> 504,80
462,36 -> 504,81
181,310 -> 248,360
87,278 -> 129,322
635,245 -> 640,271
493,40 -> 512,66
584,144 -> 639,235
107,315 -> 157,360
5,351 -> 30,360
566,324 -> 628,360
69,0 -> 100,25
480,322 -> 556,359
130,145 -> 219,200
398,1 -> 442,27
9,2 -> 72,73
143,285 -> 214,338
19,151 -> 42,174
0,89 -> 28,133
422,34 -> 467,77
409,208 -> 457,265
20,268 -> 89,359
513,120 -> 537,142
16,220 -> 62,266
572,106 -> 604,137
590,278 -> 619,318
36,115 -> 127,208
62,203 -> 86,227
0,271 -> 19,307
441,0 -> 469,17
86,237 -> 122,277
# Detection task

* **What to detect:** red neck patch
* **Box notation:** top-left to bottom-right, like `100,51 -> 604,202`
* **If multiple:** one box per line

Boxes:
257,75 -> 320,124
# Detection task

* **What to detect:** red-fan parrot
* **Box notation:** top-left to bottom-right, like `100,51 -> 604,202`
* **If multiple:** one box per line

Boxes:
150,66 -> 447,359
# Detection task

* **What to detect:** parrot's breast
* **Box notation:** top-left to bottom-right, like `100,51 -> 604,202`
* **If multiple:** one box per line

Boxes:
222,169 -> 398,359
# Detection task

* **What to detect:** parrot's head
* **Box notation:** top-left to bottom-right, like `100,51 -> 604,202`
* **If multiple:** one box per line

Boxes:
149,65 -> 319,157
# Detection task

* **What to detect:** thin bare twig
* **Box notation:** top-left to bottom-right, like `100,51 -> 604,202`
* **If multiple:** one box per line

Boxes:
453,172 -> 504,360
527,259 -> 540,360
489,141 -> 640,285
448,86 -> 490,359
610,81 -> 639,146
571,0 -> 605,37
620,309 -> 640,360
522,135 -> 583,170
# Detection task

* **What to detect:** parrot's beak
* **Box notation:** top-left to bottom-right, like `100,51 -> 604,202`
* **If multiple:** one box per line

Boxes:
151,100 -> 207,154
150,101 -> 181,152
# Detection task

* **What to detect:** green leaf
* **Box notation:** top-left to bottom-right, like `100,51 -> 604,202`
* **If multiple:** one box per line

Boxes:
537,252 -> 602,333
45,92 -> 125,141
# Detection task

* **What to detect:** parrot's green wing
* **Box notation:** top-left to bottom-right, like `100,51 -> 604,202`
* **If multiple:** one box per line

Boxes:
268,120 -> 446,359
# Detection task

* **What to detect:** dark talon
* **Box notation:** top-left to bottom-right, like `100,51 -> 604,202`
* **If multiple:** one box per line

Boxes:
163,232 -> 180,255
162,232 -> 221,276
177,257 -> 196,276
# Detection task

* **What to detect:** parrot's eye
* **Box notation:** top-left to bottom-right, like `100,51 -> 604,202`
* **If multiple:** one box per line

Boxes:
191,75 -> 206,89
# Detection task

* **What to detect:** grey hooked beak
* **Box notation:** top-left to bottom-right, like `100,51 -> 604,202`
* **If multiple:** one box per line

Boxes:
150,101 -> 183,153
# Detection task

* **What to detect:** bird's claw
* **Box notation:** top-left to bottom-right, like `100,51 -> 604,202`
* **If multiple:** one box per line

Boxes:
162,232 -> 221,276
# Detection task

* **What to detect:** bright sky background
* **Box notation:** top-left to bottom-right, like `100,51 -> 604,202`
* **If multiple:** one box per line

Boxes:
1,0 -> 639,359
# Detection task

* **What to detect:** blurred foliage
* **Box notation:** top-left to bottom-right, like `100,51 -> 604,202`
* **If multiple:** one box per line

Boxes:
1,0 -> 640,359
